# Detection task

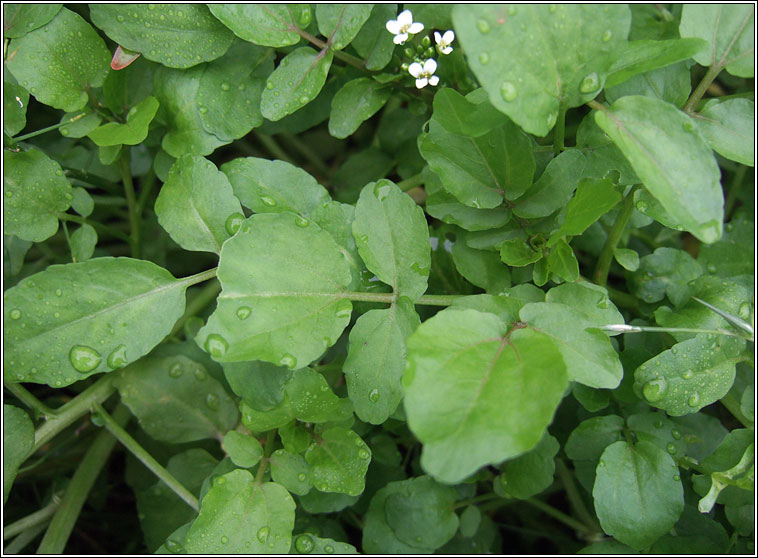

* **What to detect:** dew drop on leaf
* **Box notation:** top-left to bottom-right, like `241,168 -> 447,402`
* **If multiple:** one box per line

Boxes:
221,82 -> 231,91
280,354 -> 297,369
500,81 -> 517,102
221,536 -> 228,544
69,345 -> 102,373
205,334 -> 228,358
681,370 -> 693,379
358,449 -> 370,459
257,526 -> 270,544
225,213 -> 245,236
373,182 -> 392,201
294,534 -> 315,554
476,19 -> 490,33
214,475 -> 226,485
579,72 -> 600,93
165,539 -> 183,554
169,362 -> 184,378
671,429 -> 682,440
738,302 -> 751,319
642,378 -> 667,402
295,216 -> 310,228
324,545 -> 334,554
478,52 -> 490,65
687,393 -> 700,407
666,442 -> 677,455
601,29 -> 613,42
205,393 -> 220,410
507,6 -> 517,15
369,388 -> 380,403
261,196 -> 277,207
236,306 -> 252,320
335,302 -> 352,319
10,309 -> 21,320
107,344 -> 128,368
193,367 -> 207,381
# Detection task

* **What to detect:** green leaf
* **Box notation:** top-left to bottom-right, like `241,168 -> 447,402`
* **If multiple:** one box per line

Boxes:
70,224 -> 97,262
593,440 -> 684,550
565,415 -> 625,462
578,540 -> 640,554
451,285 -> 545,324
285,368 -> 353,424
185,471 -> 295,554
520,302 -> 623,389
606,61 -> 692,108
344,298 -> 420,424
154,65 -> 229,157
633,334 -> 745,416
679,4 -> 755,77
546,239 -> 579,283
241,400 -> 295,433
403,308 -> 568,483
363,480 -> 432,554
3,404 -> 34,503
154,155 -> 243,254
207,4 -> 310,48
431,88 -> 509,138
197,41 -> 273,141
290,533 -> 357,554
87,96 -> 159,146
223,431 -> 264,468
545,282 -> 625,329
3,80 -> 29,136
614,248 -> 640,271
270,449 -> 311,496
278,421 -> 311,454
452,230 -> 511,294
630,247 -> 703,307
315,5 -> 372,50
3,4 -> 61,38
548,177 -> 622,244
459,505 -> 481,538
4,235 -> 33,277
115,355 -> 239,442
3,149 -> 72,242
298,490 -> 358,514
196,213 -> 352,369
419,116 -> 534,208
311,200 -> 365,290
304,427 -> 371,496
352,180 -> 431,300
605,38 -> 708,88
99,144 -> 122,166
260,47 -> 334,122
698,216 -> 754,277
499,235 -> 543,267
576,112 -> 639,185
512,149 -> 586,219
572,383 -> 610,412
424,168 -> 511,231
328,78 -> 392,139
626,412 -> 687,459
224,361 -> 292,411
499,434 -> 559,499
59,110 -> 102,139
594,96 -> 723,243
351,4 -> 397,71
90,4 -> 234,68
222,157 -> 330,217
4,258 -> 188,386
384,476 -> 459,550
7,8 -> 109,111
452,4 -> 631,136
693,98 -> 754,166
103,56 -> 157,116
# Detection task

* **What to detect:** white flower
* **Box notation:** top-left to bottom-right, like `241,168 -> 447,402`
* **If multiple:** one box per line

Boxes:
386,9 -> 424,45
434,30 -> 455,54
408,58 -> 439,89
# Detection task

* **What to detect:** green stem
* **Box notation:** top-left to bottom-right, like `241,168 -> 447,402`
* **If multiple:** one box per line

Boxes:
279,132 -> 331,178
524,497 -> 596,535
683,65 -> 722,114
61,220 -> 74,261
452,492 -> 501,510
555,458 -> 601,533
255,132 -> 297,165
604,285 -> 639,312
294,27 -> 367,70
37,403 -> 131,554
118,150 -> 140,258
4,523 -> 48,554
720,391 -> 752,428
725,164 -> 747,220
339,291 -> 462,306
4,496 -> 60,540
255,430 -> 277,485
170,279 -> 222,338
593,184 -> 639,286
601,324 -> 750,340
93,403 -> 199,512
57,212 -> 132,244
30,375 -> 116,458
136,168 -> 157,217
553,105 -> 567,152
11,113 -> 87,143
176,267 -> 219,289
63,168 -> 119,194
3,382 -> 58,417
397,172 -> 424,192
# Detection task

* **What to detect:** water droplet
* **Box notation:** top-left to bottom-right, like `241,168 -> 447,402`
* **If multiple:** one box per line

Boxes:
738,302 -> 751,319
492,80 -> 520,106
476,19 -> 490,34
601,29 -> 612,42
55,288 -> 62,296
261,196 -> 277,207
579,72 -> 600,93
700,220 -> 721,244
205,334 -> 228,358
280,354 -> 297,369
221,82 -> 231,91
169,362 -> 184,378
369,388 -> 380,403
116,15 -> 125,22
671,429 -> 682,440
549,4 -> 558,13
654,420 -> 664,429
358,449 -> 370,459
596,297 -> 609,309
478,52 -> 490,65
10,309 -> 21,320
107,344 -> 128,368
324,545 -> 334,554
236,306 -> 252,320
69,345 -> 102,373
666,442 -> 677,455
238,83 -> 246,91
642,378 -> 667,402
194,367 -> 207,381
198,105 -> 208,114
335,302 -> 352,319
681,370 -> 694,380
635,200 -> 648,213
297,472 -> 307,482
298,95 -> 309,105
295,216 -> 310,227
60,128 -> 70,136
507,6 -> 517,15
687,393 -> 700,407
214,475 -> 226,485
266,81 -> 274,90
673,474 -> 681,481
257,526 -> 270,544
707,263 -> 718,273
165,539 -> 183,554
682,120 -> 695,132
294,534 -> 314,553
206,393 -> 220,411
221,535 -> 229,544
225,212 -> 245,236
373,182 -> 392,201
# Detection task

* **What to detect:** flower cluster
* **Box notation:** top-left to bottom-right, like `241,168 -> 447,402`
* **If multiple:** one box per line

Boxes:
386,9 -> 455,89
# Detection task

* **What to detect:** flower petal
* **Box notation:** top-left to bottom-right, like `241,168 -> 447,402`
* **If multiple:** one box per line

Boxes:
408,22 -> 424,34
441,46 -> 453,55
408,62 -> 423,78
393,33 -> 408,45
386,20 -> 401,34
428,75 -> 440,86
423,58 -> 437,74
443,30 -> 455,44
415,77 -> 428,89
397,10 -> 413,26
434,31 -> 442,44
